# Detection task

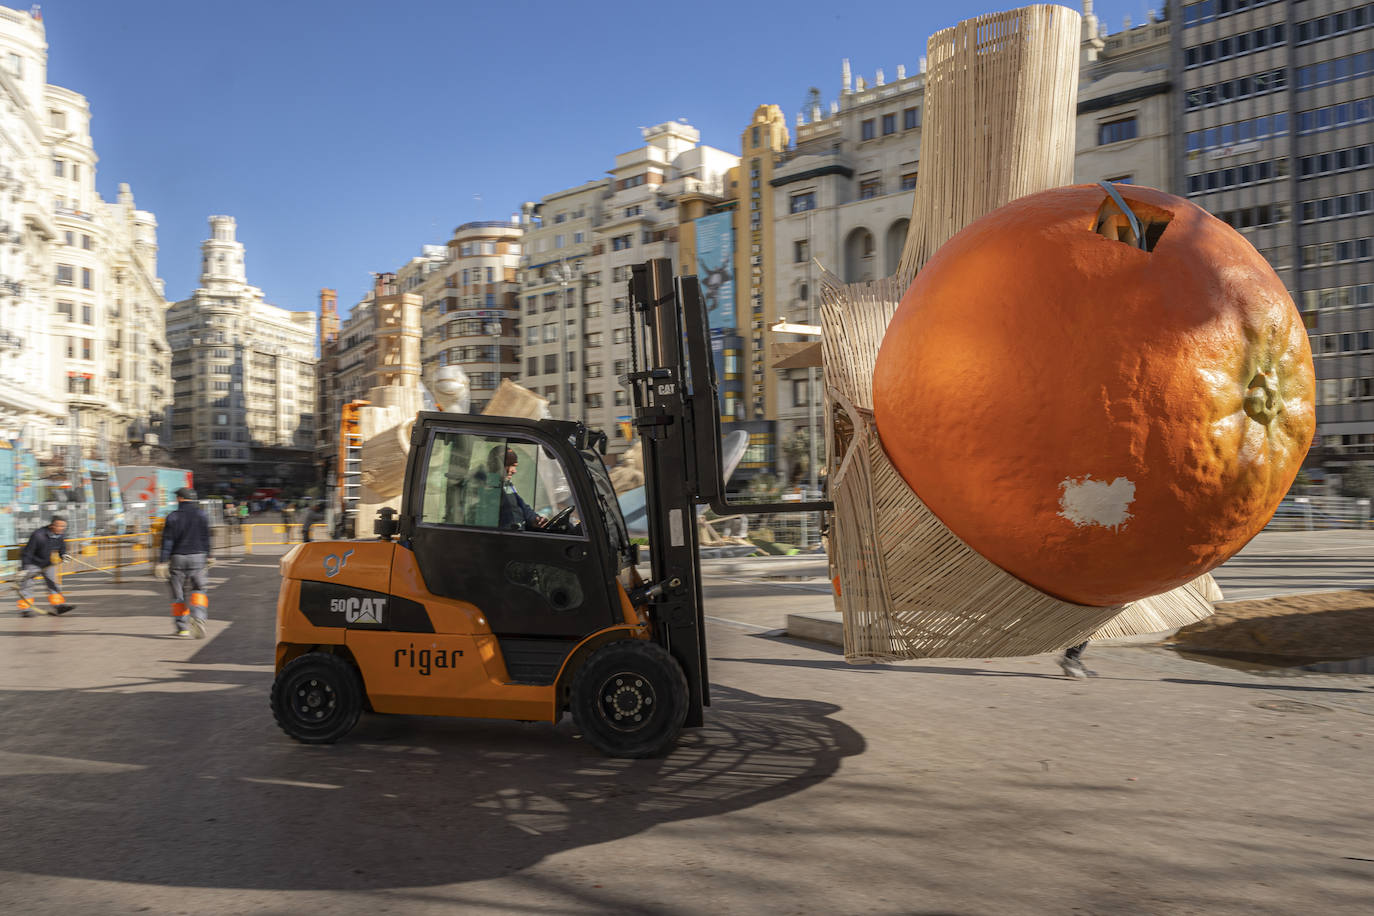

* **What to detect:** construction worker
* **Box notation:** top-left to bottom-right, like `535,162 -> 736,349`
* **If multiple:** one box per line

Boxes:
299,501 -> 325,542
154,487 -> 214,638
15,516 -> 74,617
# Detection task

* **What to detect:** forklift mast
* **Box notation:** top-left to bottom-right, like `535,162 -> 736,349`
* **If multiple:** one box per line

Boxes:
626,259 -> 832,729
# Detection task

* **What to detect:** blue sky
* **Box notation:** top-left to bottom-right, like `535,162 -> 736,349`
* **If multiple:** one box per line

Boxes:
41,0 -> 1151,321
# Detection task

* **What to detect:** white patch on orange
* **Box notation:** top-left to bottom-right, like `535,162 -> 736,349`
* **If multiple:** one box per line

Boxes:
1058,475 -> 1135,531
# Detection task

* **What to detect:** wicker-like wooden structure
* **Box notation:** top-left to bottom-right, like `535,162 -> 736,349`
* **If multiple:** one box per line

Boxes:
822,4 -> 1217,662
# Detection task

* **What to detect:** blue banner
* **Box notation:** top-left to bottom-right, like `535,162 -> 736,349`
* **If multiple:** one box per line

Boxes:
694,212 -> 735,333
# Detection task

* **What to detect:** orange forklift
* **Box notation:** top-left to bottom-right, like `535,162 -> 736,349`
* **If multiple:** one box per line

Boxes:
270,260 -> 831,756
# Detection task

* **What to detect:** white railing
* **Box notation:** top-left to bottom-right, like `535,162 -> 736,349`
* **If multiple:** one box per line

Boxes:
1265,495 -> 1372,530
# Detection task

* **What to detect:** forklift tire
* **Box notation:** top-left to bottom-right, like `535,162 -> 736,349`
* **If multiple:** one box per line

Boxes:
271,652 -> 364,745
570,640 -> 689,758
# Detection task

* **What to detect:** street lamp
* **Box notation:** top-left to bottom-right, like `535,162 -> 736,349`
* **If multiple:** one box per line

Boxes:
551,259 -> 574,420
484,318 -> 502,409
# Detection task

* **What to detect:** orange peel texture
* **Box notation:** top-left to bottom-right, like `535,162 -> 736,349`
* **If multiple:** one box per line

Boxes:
872,184 -> 1315,606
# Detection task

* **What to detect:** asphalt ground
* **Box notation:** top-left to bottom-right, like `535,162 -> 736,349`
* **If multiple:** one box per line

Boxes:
0,539 -> 1371,914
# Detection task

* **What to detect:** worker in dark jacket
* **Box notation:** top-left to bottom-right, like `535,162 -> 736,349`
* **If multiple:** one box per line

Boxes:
16,516 -> 74,617
155,488 -> 214,638
497,448 -> 548,531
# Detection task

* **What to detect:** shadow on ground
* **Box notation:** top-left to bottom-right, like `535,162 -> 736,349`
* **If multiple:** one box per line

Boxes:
0,667 -> 862,891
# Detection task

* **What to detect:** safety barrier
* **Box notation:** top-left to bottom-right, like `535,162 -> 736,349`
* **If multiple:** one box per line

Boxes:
1,521 -> 316,584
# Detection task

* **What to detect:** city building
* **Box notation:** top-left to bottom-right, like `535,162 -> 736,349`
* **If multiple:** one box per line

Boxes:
518,122 -> 737,461
770,65 -> 923,484
1076,3 -> 1174,189
518,181 -> 605,425
334,272 -> 423,408
421,221 -> 523,414
0,5 -> 169,463
165,216 -> 316,493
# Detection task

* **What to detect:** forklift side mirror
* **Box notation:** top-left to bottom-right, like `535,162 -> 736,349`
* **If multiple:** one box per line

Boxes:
631,543 -> 641,566
374,507 -> 399,540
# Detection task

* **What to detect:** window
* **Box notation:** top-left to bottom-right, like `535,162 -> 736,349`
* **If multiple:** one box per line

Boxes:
1098,117 -> 1138,145
612,235 -> 633,251
790,191 -> 816,213
81,304 -> 92,325
586,363 -> 603,378
794,239 -> 810,263
63,230 -> 73,246
586,392 -> 603,409
526,296 -> 537,315
81,339 -> 92,360
57,300 -> 73,319
81,268 -> 92,290
526,325 -> 538,344
859,178 -> 881,200
49,109 -> 65,130
543,324 -> 558,343
543,354 -> 558,374
861,119 -> 875,140
555,234 -> 565,248
81,234 -> 91,250
624,206 -> 642,217
56,264 -> 74,286
586,332 -> 603,348
903,106 -> 921,130
882,113 -> 896,135
53,159 -> 64,177
900,172 -> 918,191
526,357 -> 539,376
417,430 -> 580,535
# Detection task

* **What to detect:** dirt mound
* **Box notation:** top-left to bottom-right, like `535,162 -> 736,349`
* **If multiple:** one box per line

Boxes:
1172,589 -> 1374,661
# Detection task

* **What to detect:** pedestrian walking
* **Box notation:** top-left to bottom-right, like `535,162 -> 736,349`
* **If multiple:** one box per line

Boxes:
299,501 -> 320,542
1058,640 -> 1094,678
154,487 -> 215,639
14,516 -> 74,617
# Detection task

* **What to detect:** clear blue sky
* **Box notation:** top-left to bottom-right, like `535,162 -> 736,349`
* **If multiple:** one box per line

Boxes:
41,0 -> 1150,321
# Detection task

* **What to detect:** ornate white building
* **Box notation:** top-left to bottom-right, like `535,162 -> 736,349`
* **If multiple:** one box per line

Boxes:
0,5 -> 169,462
165,216 -> 316,492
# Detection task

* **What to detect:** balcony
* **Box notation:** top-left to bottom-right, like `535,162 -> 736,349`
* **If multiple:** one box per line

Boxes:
54,204 -> 95,222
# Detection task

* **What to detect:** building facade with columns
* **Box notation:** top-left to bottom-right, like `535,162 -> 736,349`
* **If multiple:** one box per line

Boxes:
165,216 -> 316,493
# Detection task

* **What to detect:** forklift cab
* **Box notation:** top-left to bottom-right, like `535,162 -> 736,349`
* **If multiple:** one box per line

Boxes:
399,414 -> 636,679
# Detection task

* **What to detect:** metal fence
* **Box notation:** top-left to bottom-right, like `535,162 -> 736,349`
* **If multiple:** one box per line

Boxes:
1264,495 -> 1373,530
0,522 -> 324,584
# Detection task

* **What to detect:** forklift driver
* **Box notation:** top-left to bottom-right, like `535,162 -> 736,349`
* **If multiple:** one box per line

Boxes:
496,447 -> 548,531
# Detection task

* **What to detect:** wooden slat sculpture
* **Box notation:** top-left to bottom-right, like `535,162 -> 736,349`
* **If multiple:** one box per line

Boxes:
821,5 -> 1223,661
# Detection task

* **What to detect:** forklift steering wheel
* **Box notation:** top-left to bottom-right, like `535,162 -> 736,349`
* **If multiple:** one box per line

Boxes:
544,505 -> 576,531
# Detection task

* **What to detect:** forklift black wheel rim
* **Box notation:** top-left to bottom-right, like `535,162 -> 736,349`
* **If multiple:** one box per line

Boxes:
282,670 -> 342,731
595,669 -> 659,733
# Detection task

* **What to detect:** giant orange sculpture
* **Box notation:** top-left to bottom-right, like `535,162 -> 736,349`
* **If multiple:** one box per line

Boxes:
873,184 -> 1316,606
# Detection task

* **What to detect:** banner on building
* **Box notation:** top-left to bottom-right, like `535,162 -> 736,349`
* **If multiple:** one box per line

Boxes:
694,212 -> 735,333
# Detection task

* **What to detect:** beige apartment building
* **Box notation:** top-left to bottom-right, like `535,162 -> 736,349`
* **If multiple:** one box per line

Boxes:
518,122 -> 737,461
1076,4 -> 1174,189
165,216 -> 316,493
